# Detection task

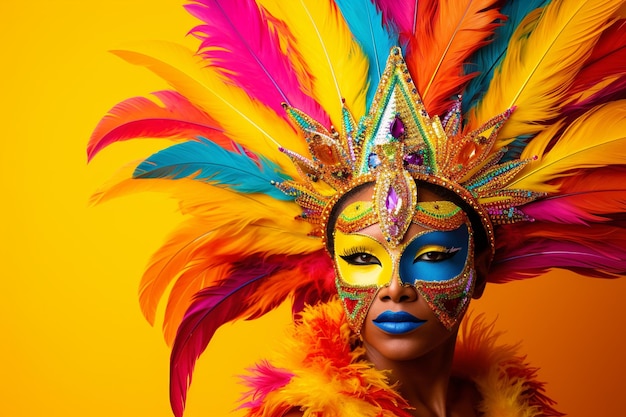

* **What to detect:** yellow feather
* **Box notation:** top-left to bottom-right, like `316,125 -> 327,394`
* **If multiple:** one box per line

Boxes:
91,175 -> 320,331
111,41 -> 307,179
96,177 -> 318,254
510,101 -> 626,193
469,0 -> 623,144
258,0 -> 369,126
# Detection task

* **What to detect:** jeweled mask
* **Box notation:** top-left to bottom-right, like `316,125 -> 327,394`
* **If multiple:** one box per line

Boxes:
332,193 -> 476,331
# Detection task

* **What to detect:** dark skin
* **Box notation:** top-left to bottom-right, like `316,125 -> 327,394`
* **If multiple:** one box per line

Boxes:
283,186 -> 490,417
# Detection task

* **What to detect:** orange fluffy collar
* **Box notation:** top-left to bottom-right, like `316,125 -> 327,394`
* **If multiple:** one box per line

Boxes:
240,299 -> 562,417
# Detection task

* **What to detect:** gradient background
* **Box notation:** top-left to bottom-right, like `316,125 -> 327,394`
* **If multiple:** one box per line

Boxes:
2,1 -> 626,416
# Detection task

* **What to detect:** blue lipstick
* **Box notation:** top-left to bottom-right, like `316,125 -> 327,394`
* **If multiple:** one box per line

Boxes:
372,311 -> 426,334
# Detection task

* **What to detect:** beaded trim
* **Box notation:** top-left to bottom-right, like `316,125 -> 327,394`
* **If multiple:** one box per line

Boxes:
275,47 -> 543,256
336,199 -> 467,235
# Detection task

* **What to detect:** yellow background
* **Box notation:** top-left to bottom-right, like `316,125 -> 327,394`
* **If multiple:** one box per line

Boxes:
2,1 -> 626,416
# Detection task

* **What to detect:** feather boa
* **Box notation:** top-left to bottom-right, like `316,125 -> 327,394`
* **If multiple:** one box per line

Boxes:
240,298 -> 562,417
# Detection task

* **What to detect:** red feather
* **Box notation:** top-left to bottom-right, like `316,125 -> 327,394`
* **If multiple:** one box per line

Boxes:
559,77 -> 626,127
169,258 -> 282,417
523,166 -> 626,225
568,19 -> 626,96
87,91 -> 229,160
168,251 -> 335,417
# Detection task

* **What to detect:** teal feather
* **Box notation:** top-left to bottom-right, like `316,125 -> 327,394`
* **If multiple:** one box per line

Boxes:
462,0 -> 552,111
335,0 -> 399,107
133,138 -> 292,200
500,133 -> 535,163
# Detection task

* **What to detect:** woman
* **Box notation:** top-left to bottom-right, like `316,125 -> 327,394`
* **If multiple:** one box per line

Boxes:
89,1 -> 626,416
253,184 -> 500,416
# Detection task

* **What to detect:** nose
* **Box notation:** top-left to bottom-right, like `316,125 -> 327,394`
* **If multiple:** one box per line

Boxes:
378,273 -> 418,303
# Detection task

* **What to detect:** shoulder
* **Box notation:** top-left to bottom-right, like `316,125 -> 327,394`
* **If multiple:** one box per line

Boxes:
453,313 -> 564,417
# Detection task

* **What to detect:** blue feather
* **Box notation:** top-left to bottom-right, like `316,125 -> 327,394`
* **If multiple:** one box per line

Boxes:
335,0 -> 399,108
462,0 -> 552,111
501,133 -> 535,163
133,137 -> 293,200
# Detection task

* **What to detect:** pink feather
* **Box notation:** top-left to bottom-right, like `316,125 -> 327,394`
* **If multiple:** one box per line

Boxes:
169,257 -> 283,417
239,361 -> 294,409
491,222 -> 626,283
374,0 -> 418,42
168,251 -> 333,417
522,191 -> 626,225
185,0 -> 330,125
87,91 -> 228,161
523,166 -> 626,224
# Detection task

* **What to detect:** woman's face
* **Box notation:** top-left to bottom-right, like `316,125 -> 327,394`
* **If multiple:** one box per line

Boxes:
331,185 -> 476,359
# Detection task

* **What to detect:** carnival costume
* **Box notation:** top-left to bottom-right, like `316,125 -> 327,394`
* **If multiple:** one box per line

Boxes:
89,1 -> 626,416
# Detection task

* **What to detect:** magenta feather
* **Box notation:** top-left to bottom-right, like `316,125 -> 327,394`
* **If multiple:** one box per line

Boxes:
88,90 -> 228,160
169,257 -> 282,417
374,0 -> 418,43
491,240 -> 626,282
523,166 -> 626,224
491,221 -> 626,283
522,190 -> 626,225
185,0 -> 330,125
239,361 -> 294,409
559,77 -> 626,126
167,252 -> 331,416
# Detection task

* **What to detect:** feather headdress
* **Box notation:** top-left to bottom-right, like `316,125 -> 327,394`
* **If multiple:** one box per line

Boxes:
89,1 -> 626,416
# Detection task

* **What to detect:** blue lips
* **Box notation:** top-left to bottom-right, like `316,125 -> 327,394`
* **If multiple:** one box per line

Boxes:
372,311 -> 426,334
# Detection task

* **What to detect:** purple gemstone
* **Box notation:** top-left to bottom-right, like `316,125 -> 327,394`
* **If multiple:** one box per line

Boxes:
386,186 -> 399,213
390,115 -> 405,138
388,223 -> 399,237
404,152 -> 424,166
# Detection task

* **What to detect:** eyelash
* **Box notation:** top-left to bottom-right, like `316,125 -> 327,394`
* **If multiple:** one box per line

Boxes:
339,246 -> 381,266
414,247 -> 459,263
340,246 -> 368,257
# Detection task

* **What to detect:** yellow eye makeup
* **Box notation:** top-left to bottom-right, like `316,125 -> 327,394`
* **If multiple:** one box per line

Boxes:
334,231 -> 393,287
413,245 -> 450,261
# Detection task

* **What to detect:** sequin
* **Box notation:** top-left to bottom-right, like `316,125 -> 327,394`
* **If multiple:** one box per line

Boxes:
275,47 -> 541,255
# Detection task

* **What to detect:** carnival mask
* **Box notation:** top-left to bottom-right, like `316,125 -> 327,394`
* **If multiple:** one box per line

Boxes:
333,198 -> 476,332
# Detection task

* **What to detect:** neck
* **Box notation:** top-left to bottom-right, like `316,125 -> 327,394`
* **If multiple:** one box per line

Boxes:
363,334 -> 458,417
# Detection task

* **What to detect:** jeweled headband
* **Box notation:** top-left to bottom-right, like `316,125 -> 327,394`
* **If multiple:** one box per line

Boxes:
276,47 -> 542,252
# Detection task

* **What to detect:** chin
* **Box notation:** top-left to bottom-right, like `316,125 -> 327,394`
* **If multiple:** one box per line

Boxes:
361,322 -> 458,363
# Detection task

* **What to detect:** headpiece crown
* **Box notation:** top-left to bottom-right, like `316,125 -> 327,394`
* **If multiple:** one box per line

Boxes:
277,47 -> 540,249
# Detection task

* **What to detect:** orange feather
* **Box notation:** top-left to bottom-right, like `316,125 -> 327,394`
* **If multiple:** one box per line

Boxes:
405,0 -> 502,115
